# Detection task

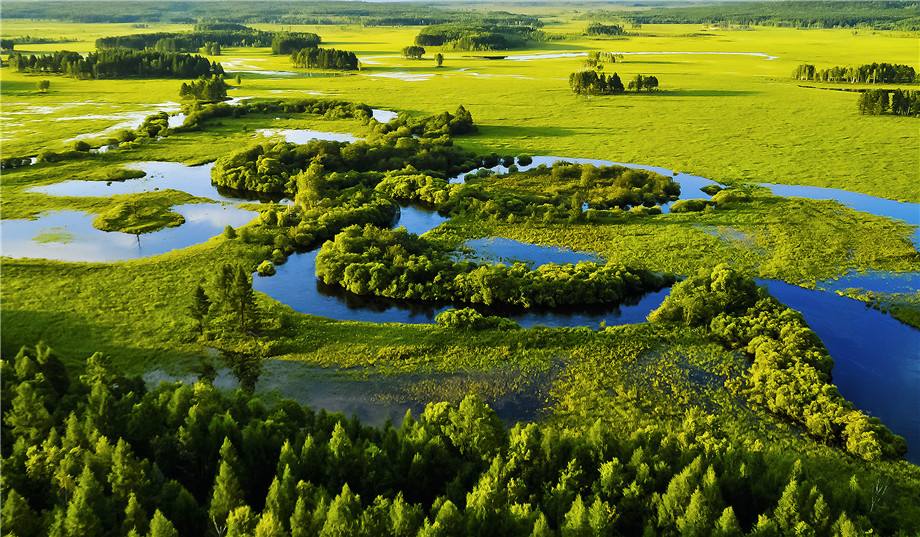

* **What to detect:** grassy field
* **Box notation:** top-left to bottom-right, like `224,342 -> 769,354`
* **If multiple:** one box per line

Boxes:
3,20 -> 918,200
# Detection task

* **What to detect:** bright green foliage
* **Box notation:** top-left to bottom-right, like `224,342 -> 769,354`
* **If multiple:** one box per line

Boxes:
148,510 -> 179,537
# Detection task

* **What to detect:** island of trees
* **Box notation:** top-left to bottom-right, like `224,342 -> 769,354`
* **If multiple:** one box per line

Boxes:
570,71 -> 659,95
792,62 -> 916,84
9,49 -> 223,79
315,225 -> 673,309
291,47 -> 359,70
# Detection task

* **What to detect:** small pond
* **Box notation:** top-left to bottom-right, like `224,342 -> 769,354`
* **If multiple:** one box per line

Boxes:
1,204 -> 257,262
255,128 -> 359,144
144,359 -> 550,426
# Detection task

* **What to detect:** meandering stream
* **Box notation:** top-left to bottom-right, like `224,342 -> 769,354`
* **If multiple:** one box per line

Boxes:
6,123 -> 918,459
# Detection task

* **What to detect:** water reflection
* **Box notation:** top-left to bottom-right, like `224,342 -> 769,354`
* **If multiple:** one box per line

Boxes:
1,204 -> 256,262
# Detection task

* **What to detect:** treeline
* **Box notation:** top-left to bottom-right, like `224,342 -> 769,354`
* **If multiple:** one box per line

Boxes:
569,71 -> 659,95
608,1 -> 920,30
649,264 -> 907,461
414,23 -> 541,51
174,98 -> 377,132
179,76 -> 229,102
792,62 -> 917,84
95,26 -> 320,54
857,89 -> 920,117
316,225 -> 673,308
291,47 -> 358,70
272,33 -> 322,55
585,22 -> 627,36
5,343 -> 906,537
9,49 -> 222,79
1,2 -> 541,27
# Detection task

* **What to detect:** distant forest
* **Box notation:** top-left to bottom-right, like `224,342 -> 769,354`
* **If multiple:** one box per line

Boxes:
593,1 -> 920,30
0,1 -> 540,27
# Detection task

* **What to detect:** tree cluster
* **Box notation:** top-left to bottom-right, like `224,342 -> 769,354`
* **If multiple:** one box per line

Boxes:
626,74 -> 659,92
94,26 -> 319,53
200,42 -> 222,55
9,49 -> 222,79
291,47 -> 359,70
569,70 -> 624,95
210,105 -> 478,195
2,343 -> 907,537
585,23 -> 627,36
648,264 -> 907,461
402,46 -> 426,59
792,63 -> 916,84
188,263 -> 262,337
857,89 -> 920,117
272,33 -> 322,55
179,76 -> 229,102
315,225 -> 673,309
174,98 -> 376,132
414,23 -> 541,51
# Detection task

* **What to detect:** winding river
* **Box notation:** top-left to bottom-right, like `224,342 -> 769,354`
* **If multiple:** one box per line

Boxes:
5,124 -> 918,459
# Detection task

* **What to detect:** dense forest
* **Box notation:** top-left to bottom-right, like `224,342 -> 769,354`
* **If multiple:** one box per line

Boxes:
2,334 -> 914,537
1,1 -> 540,27
602,1 -> 920,29
95,26 -> 319,52
272,34 -> 322,55
792,62 -> 917,84
8,49 -> 223,79
315,225 -> 672,308
414,23 -> 542,51
857,89 -> 920,116
291,47 -> 359,71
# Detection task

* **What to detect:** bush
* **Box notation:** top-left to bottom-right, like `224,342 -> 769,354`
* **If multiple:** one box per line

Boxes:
669,198 -> 711,213
256,260 -> 276,276
435,308 -> 520,330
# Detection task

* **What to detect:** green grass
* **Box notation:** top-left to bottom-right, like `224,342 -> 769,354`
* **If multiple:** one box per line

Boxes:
2,21 -> 918,200
92,196 -> 187,234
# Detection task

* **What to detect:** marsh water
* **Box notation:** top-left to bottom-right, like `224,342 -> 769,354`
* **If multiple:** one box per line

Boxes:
8,123 -> 919,458
1,204 -> 256,262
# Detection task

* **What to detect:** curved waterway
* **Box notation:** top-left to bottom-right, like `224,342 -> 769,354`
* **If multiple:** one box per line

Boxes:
11,123 -> 919,458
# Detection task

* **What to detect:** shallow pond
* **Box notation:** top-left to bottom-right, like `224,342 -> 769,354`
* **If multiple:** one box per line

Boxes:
371,109 -> 398,123
1,204 -> 257,262
144,360 -> 550,426
255,128 -> 359,144
761,279 -> 920,462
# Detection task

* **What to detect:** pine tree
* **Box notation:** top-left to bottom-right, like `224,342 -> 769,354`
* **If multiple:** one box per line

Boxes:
190,283 -> 211,335
2,489 -> 37,537
226,506 -> 257,537
148,510 -> 179,537
255,511 -> 287,537
64,464 -> 103,537
713,507 -> 742,537
210,448 -> 245,536
5,381 -> 52,442
123,492 -> 148,536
